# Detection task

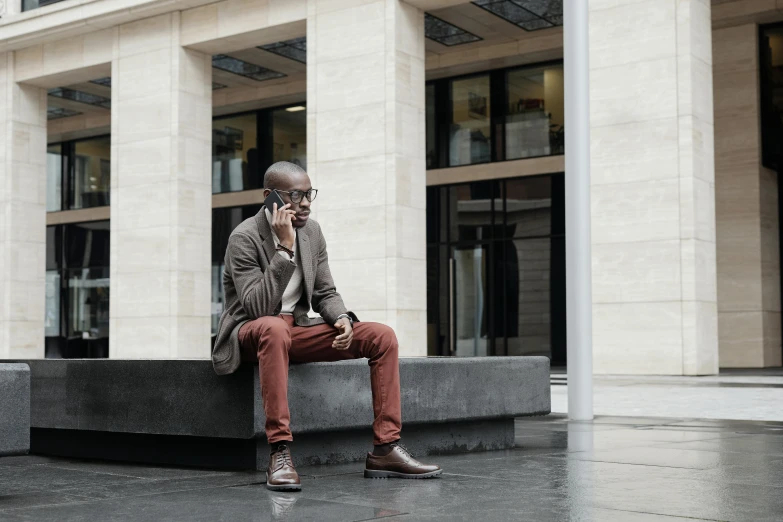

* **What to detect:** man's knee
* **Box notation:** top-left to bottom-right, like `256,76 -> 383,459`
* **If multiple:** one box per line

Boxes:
248,316 -> 291,348
363,323 -> 398,353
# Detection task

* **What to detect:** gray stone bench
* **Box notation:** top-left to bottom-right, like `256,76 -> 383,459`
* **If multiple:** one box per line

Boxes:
0,363 -> 30,456
19,357 -> 549,468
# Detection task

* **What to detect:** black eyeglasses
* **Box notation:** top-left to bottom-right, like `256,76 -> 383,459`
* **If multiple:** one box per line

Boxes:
275,188 -> 318,204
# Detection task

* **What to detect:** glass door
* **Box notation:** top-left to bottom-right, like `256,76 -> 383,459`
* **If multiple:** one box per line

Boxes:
450,244 -> 489,357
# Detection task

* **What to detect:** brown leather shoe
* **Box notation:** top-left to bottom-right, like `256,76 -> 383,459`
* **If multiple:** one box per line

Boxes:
266,444 -> 302,491
364,443 -> 443,479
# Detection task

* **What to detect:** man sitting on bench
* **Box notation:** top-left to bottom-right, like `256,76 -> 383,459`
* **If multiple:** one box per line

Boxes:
212,161 -> 442,491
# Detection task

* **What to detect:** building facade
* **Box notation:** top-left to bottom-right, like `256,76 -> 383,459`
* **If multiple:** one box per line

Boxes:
0,0 -> 781,375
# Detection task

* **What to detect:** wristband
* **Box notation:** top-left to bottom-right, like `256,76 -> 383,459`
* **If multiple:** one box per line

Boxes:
276,245 -> 294,259
336,313 -> 354,326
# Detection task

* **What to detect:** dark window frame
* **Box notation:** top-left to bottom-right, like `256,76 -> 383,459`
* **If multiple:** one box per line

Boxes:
426,59 -> 565,170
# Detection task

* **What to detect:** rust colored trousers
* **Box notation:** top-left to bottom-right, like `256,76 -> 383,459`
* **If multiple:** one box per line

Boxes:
239,314 -> 402,445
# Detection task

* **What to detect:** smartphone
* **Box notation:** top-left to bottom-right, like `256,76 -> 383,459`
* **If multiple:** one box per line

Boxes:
264,190 -> 286,212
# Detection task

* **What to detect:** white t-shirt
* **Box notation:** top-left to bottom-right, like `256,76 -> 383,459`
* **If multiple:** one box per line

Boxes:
265,208 -> 304,314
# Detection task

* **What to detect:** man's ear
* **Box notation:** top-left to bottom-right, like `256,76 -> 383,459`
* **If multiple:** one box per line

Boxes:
262,189 -> 270,198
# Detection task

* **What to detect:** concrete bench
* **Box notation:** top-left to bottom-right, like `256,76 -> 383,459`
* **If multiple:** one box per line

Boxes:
0,363 -> 30,456
20,357 -> 550,468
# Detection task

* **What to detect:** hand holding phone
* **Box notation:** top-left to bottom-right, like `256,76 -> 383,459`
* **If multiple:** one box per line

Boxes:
265,190 -> 296,249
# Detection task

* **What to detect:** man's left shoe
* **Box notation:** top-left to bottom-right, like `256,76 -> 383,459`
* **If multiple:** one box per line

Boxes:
364,443 -> 443,479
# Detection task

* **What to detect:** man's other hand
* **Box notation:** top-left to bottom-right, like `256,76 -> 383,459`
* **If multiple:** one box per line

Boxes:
271,202 -> 296,250
333,318 -> 354,350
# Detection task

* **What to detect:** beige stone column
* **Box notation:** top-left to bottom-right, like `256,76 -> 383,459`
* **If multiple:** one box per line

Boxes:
714,24 -> 782,368
0,51 -> 48,359
110,13 -> 212,358
589,0 -> 718,374
5,1 -> 22,17
307,0 -> 427,356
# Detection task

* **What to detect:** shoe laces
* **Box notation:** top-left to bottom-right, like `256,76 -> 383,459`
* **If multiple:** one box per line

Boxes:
391,442 -> 414,458
272,445 -> 293,470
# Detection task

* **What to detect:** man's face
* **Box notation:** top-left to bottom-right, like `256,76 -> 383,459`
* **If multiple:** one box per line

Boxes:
263,171 -> 313,229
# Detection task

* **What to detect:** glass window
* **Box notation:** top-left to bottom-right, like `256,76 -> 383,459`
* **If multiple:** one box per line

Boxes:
213,113 -> 259,194
211,105 -> 306,193
452,242 -> 490,357
449,76 -> 491,166
503,177 -> 552,238
425,186 -> 450,244
211,205 -> 263,336
505,64 -> 564,160
46,226 -> 61,271
45,221 -> 110,359
271,107 -> 306,169
426,62 -> 564,170
45,271 -> 61,338
47,144 -> 63,212
426,244 -> 439,355
437,244 -> 451,354
64,222 -> 110,268
212,205 -> 262,265
45,227 -> 63,350
71,137 -> 111,209
425,175 -> 564,362
448,180 -> 498,242
504,238 -> 552,357
66,266 -> 110,346
22,0 -> 65,11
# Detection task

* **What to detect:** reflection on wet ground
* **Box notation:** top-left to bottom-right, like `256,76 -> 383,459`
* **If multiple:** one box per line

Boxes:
2,415 -> 783,521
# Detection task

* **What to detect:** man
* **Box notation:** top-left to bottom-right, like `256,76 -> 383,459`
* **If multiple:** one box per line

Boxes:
212,161 -> 442,491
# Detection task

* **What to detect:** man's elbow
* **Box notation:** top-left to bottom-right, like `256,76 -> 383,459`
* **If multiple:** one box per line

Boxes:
240,291 -> 266,319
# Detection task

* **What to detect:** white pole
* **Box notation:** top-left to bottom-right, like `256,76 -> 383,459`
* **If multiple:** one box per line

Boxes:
564,0 -> 593,421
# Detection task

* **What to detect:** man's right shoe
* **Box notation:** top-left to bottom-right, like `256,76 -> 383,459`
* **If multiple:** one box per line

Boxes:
266,444 -> 302,491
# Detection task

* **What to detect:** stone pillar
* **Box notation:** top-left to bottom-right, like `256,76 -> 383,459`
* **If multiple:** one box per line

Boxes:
4,1 -> 22,17
714,24 -> 782,368
307,0 -> 427,356
0,52 -> 47,359
589,0 -> 718,374
110,13 -> 212,358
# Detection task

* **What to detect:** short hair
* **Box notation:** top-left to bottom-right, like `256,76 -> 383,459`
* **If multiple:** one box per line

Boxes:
263,161 -> 307,189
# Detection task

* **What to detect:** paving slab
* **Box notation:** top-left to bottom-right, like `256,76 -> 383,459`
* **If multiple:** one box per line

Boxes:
2,416 -> 783,522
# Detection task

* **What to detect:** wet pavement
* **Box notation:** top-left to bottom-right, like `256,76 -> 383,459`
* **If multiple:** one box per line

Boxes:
2,415 -> 783,521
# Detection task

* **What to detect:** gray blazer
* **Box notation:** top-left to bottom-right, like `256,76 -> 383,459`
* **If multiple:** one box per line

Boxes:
211,207 -> 356,375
